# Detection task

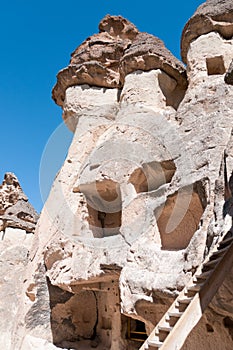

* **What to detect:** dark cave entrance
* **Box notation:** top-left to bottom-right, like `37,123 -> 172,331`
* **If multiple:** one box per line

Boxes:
79,179 -> 122,238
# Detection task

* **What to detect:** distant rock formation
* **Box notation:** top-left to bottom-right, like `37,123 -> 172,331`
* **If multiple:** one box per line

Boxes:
0,173 -> 38,350
3,1 -> 233,349
0,172 -> 38,233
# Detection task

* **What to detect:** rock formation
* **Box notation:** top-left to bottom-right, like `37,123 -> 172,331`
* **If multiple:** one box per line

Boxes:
0,173 -> 38,349
52,14 -> 187,112
2,1 -> 233,349
181,0 -> 233,63
0,172 -> 39,233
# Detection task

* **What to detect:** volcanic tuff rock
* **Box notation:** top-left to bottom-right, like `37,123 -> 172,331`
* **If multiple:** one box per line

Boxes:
0,172 -> 38,233
225,58 -> 233,84
6,2 -> 233,350
120,32 -> 187,88
181,0 -> 233,63
0,173 -> 38,349
52,15 -> 187,107
0,172 -> 27,213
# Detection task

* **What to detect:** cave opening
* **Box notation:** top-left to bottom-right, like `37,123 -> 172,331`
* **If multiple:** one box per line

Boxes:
79,179 -> 122,238
224,317 -> 233,340
158,72 -> 187,110
206,55 -> 226,75
48,279 -> 123,349
126,317 -> 147,342
129,160 -> 176,194
155,181 -> 207,250
48,281 -> 97,349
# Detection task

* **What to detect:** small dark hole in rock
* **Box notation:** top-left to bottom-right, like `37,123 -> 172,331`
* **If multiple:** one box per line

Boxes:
206,56 -> 225,75
206,323 -> 214,333
224,316 -> 233,329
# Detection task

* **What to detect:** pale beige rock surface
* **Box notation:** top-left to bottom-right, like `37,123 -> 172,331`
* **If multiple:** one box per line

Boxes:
0,173 -> 38,350
4,3 -> 233,350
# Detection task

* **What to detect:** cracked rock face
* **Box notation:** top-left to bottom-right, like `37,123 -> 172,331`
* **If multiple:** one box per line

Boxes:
120,32 -> 187,89
0,173 -> 38,233
0,172 -> 27,214
52,14 -> 187,107
181,0 -> 233,63
225,59 -> 233,85
9,7 -> 233,350
0,173 -> 38,350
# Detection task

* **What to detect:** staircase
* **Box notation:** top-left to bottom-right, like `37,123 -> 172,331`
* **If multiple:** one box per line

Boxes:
139,231 -> 233,350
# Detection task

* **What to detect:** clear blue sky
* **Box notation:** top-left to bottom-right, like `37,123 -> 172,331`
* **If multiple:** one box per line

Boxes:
0,0 -> 203,213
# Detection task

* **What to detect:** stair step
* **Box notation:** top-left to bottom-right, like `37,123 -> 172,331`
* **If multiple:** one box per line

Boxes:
214,245 -> 229,255
196,269 -> 212,278
193,275 -> 208,283
140,232 -> 233,350
168,310 -> 184,318
187,283 -> 204,292
158,325 -> 173,332
177,296 -> 193,304
209,253 -> 223,261
194,270 -> 212,282
147,339 -> 163,348
219,235 -> 233,246
204,257 -> 221,267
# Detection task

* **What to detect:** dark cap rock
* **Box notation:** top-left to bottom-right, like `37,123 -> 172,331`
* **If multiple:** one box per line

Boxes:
52,15 -> 137,106
120,32 -> 187,89
181,0 -> 233,63
99,14 -> 139,40
52,15 -> 187,107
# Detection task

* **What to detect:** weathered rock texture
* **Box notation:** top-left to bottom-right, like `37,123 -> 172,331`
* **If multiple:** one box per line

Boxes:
0,173 -> 38,349
181,0 -> 233,63
52,15 -> 187,109
225,58 -> 233,85
4,2 -> 233,350
0,172 -> 38,232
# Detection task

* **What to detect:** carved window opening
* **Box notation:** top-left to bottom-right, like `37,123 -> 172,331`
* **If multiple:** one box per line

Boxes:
206,56 -> 226,75
49,280 -> 121,349
79,180 -> 122,237
223,316 -> 233,333
158,73 -> 186,110
206,323 -> 214,333
48,282 -> 97,348
129,160 -> 176,194
127,317 -> 147,342
155,181 -> 207,250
